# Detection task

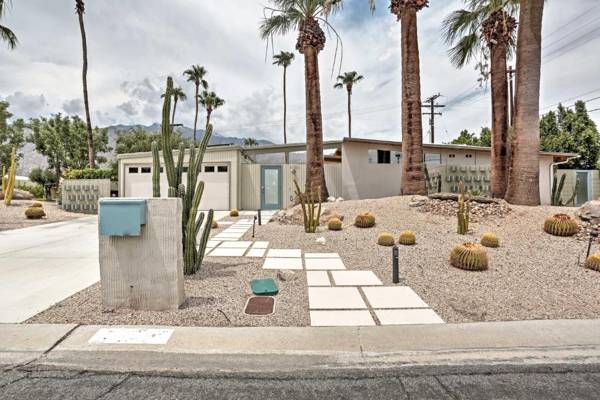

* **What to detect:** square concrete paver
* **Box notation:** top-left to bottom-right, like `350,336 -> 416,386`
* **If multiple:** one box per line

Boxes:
206,240 -> 221,248
213,234 -> 242,239
362,287 -> 429,309
375,309 -> 444,325
252,241 -> 269,249
331,271 -> 382,286
308,287 -> 366,309
218,241 -> 252,249
262,257 -> 303,270
246,248 -> 266,258
304,253 -> 340,259
207,247 -> 247,257
306,271 -> 330,286
305,258 -> 346,270
310,310 -> 375,327
267,249 -> 302,258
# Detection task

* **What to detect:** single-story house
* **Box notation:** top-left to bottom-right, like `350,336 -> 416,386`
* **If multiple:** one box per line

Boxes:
116,137 -> 577,210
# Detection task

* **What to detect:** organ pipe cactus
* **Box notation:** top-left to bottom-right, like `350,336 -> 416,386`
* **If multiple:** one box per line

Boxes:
551,174 -> 579,207
457,181 -> 470,235
2,147 -> 17,206
293,179 -> 322,233
543,214 -> 579,237
152,76 -> 214,275
151,141 -> 161,197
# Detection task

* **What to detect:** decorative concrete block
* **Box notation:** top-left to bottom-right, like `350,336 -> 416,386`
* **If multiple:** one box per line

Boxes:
99,198 -> 184,311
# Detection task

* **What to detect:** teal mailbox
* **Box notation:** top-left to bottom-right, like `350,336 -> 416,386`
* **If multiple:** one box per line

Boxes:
99,198 -> 147,236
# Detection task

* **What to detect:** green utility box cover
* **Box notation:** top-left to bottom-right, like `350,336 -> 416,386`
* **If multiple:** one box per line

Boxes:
250,278 -> 279,296
99,198 -> 147,236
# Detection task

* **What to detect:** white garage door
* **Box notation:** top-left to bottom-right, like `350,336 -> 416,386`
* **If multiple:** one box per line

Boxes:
125,163 -> 230,210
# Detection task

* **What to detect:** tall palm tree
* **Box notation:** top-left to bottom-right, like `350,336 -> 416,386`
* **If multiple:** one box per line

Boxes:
369,0 -> 428,195
162,86 -> 186,126
443,0 -> 518,199
272,50 -> 295,162
505,0 -> 544,205
199,91 -> 225,128
244,137 -> 259,146
334,71 -> 363,138
0,0 -> 17,49
75,0 -> 95,168
183,65 -> 208,144
260,0 -> 343,200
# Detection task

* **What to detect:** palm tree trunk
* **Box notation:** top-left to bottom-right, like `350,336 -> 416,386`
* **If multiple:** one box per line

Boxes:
303,45 -> 329,201
347,88 -> 352,138
171,98 -> 177,126
400,8 -> 426,195
206,109 -> 212,129
193,84 -> 199,144
283,66 -> 289,164
490,43 -> 509,198
505,0 -> 544,206
77,10 -> 95,169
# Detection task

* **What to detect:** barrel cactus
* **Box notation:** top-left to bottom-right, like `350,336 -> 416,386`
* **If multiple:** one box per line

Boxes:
25,206 -> 45,219
585,253 -> 600,272
398,230 -> 416,246
230,209 -> 239,217
377,232 -> 395,246
211,219 -> 219,229
31,202 -> 44,208
480,232 -> 500,248
355,212 -> 375,228
450,243 -> 488,271
543,214 -> 579,237
328,217 -> 342,231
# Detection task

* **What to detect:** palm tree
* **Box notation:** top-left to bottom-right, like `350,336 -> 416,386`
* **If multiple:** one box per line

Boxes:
75,0 -> 95,168
260,0 -> 343,201
505,0 -> 544,205
273,51 -> 295,162
0,0 -> 17,49
162,87 -> 186,126
244,137 -> 259,146
334,71 -> 363,138
183,65 -> 208,144
443,0 -> 518,199
369,0 -> 428,195
199,91 -> 225,128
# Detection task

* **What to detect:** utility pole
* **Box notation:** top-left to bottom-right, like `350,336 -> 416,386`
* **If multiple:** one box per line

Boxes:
422,93 -> 445,143
507,66 -> 516,127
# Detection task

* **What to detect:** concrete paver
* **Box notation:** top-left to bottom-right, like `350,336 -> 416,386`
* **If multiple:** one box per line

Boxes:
308,287 -> 367,309
362,287 -> 429,309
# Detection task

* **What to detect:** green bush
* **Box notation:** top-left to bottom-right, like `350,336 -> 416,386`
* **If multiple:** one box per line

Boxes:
16,182 -> 44,199
63,168 -> 116,181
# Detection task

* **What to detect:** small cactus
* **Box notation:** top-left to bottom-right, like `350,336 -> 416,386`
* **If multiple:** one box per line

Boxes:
398,230 -> 416,246
230,209 -> 239,217
31,202 -> 44,208
585,253 -> 600,272
328,217 -> 342,231
480,232 -> 500,248
211,219 -> 219,229
25,207 -> 46,219
450,243 -> 488,271
355,212 -> 375,228
457,181 -> 470,235
377,232 -> 395,246
543,214 -> 579,237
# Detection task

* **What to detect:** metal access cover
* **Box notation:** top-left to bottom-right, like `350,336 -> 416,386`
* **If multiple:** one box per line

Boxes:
250,278 -> 279,296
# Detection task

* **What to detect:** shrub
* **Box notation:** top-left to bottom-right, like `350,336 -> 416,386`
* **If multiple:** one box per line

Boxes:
355,212 -> 375,228
543,214 -> 579,237
480,232 -> 500,248
16,182 -> 44,199
24,206 -> 46,219
377,232 -> 395,246
585,253 -> 600,272
328,217 -> 342,231
399,230 -> 416,246
230,209 -> 239,217
63,168 -> 115,181
450,243 -> 488,271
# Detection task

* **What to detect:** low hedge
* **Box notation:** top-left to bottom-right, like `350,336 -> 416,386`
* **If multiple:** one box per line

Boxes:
63,168 -> 116,181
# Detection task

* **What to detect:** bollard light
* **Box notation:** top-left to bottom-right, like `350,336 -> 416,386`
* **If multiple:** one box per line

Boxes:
258,209 -> 262,226
392,245 -> 399,284
253,216 -> 257,238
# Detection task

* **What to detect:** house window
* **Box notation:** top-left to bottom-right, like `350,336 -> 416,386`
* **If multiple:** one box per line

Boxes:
465,154 -> 473,159
425,153 -> 441,164
141,167 -> 151,174
204,166 -> 215,173
128,167 -> 139,174
448,154 -> 456,159
182,166 -> 189,173
160,167 -> 164,173
368,149 -> 400,164
217,165 -> 228,173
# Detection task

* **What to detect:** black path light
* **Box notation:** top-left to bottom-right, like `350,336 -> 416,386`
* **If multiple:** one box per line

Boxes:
258,209 -> 262,226
253,216 -> 257,238
586,228 -> 599,260
392,245 -> 400,284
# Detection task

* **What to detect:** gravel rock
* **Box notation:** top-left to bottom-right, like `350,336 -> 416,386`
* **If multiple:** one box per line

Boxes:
576,200 -> 600,222
0,188 -> 33,200
417,198 -> 512,222
277,270 -> 297,282
409,195 -> 428,208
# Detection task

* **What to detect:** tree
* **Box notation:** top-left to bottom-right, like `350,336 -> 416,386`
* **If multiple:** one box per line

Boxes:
450,127 -> 492,147
443,0 -> 518,198
505,0 -> 544,206
261,0 -> 343,200
369,0 -> 428,195
334,71 -> 364,138
244,137 -> 259,146
199,90 -> 224,129
183,65 -> 209,144
272,51 -> 295,156
75,0 -> 95,169
540,102 -> 600,170
0,101 -> 25,170
0,0 -> 17,49
115,127 -> 188,154
162,86 -> 187,126
29,167 -> 58,199
29,114 -> 110,178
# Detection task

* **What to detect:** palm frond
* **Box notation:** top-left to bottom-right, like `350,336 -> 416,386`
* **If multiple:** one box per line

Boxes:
0,24 -> 17,49
442,9 -> 482,45
448,32 -> 481,68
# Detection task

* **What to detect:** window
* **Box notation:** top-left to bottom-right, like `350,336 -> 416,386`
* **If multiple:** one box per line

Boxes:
182,166 -> 189,173
465,154 -> 473,159
368,149 -> 400,164
425,153 -> 441,164
448,154 -> 456,159
141,167 -> 151,174
128,167 -> 139,174
204,166 -> 215,173
217,165 -> 228,173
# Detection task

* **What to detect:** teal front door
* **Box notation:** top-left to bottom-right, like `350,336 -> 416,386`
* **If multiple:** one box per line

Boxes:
261,166 -> 282,210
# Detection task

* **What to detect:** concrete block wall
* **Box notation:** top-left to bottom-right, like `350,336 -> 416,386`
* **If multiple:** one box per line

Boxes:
61,179 -> 111,214
427,164 -> 492,195
99,198 -> 184,311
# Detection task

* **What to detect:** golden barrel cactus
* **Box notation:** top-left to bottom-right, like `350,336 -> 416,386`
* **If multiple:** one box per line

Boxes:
328,217 -> 342,231
480,232 -> 500,248
585,253 -> 600,272
355,212 -> 375,228
211,219 -> 219,229
25,207 -> 46,220
229,209 -> 239,217
377,232 -> 395,246
398,230 -> 416,246
543,214 -> 579,237
31,202 -> 44,208
450,243 -> 488,271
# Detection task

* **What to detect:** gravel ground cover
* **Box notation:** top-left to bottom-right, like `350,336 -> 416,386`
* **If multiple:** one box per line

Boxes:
0,200 -> 82,231
28,195 -> 599,326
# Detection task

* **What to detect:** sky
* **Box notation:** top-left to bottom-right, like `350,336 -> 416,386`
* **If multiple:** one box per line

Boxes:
1,0 -> 600,145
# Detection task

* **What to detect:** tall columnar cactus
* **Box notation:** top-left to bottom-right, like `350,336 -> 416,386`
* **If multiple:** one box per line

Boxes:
551,174 -> 579,206
457,181 -> 470,235
2,147 -> 17,206
152,77 -> 214,275
151,141 -> 161,197
293,179 -> 321,233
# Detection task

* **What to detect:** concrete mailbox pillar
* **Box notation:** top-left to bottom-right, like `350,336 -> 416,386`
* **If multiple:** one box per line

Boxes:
98,198 -> 185,311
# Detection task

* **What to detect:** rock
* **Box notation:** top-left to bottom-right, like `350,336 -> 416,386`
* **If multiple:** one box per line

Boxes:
336,197 -> 344,202
416,198 -> 511,222
316,237 -> 326,245
577,200 -> 600,222
277,270 -> 297,282
0,189 -> 34,200
327,196 -> 336,202
409,195 -> 428,208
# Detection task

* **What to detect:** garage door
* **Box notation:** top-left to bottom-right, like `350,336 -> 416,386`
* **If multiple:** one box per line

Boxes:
125,163 -> 230,210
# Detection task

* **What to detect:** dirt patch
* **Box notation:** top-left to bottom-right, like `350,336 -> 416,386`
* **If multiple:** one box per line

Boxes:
0,200 -> 82,231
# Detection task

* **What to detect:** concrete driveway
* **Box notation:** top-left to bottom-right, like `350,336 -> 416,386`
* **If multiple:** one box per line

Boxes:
0,217 -> 99,323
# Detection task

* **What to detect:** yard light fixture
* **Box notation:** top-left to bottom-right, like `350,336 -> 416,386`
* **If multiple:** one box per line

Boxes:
586,228 -> 599,259
253,216 -> 257,238
258,209 -> 262,226
392,245 -> 400,284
